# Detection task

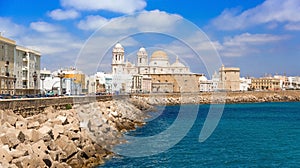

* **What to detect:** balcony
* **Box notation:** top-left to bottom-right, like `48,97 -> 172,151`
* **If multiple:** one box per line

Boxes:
22,76 -> 28,80
23,57 -> 28,62
22,67 -> 28,71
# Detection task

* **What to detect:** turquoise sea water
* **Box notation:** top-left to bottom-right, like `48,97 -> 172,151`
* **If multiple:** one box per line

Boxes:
99,102 -> 300,167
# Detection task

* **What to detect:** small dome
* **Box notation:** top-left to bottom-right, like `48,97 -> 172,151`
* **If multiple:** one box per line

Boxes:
139,47 -> 146,52
115,43 -> 123,49
125,61 -> 132,67
171,57 -> 185,67
199,76 -> 208,81
151,50 -> 168,61
113,42 -> 124,52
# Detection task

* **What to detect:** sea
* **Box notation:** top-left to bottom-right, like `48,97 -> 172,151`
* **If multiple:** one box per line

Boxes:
99,102 -> 300,167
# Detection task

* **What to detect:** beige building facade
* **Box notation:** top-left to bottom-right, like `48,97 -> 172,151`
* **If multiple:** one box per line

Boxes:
0,35 -> 41,95
218,65 -> 240,91
150,74 -> 201,93
0,36 -> 16,95
251,77 -> 281,91
15,46 -> 41,95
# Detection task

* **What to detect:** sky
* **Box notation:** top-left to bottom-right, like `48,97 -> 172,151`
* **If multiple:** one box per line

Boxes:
0,0 -> 299,77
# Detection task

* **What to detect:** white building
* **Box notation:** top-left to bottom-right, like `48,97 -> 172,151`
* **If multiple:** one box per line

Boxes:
199,76 -> 213,92
111,43 -> 191,93
240,77 -> 251,91
87,72 -> 113,94
40,68 -> 85,95
15,46 -> 41,95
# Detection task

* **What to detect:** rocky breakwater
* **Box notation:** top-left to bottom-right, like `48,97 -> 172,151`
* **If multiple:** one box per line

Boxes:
0,98 -> 152,168
137,91 -> 300,105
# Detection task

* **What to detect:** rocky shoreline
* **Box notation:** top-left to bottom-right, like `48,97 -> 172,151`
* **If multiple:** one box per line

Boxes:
0,91 -> 299,167
136,91 -> 300,105
0,98 -> 153,168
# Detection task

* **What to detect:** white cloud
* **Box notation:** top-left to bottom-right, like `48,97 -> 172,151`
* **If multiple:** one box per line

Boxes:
220,33 -> 288,57
61,0 -> 146,14
285,22 -> 300,31
211,0 -> 300,30
48,9 -> 80,20
0,17 -> 26,38
77,15 -> 109,31
78,10 -> 182,32
135,10 -> 183,32
30,21 -> 61,33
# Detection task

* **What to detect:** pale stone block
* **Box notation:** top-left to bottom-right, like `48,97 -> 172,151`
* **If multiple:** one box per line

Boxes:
63,142 -> 78,159
55,135 -> 70,150
38,125 -> 52,135
16,143 -> 33,155
0,147 -> 13,164
82,145 -> 96,158
31,129 -> 42,142
11,156 -> 31,168
0,133 -> 20,148
27,121 -> 40,129
9,149 -> 27,158
32,139 -> 48,153
65,130 -> 80,141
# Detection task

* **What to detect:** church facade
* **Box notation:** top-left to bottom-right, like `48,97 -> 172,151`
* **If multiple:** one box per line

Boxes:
111,43 -> 202,93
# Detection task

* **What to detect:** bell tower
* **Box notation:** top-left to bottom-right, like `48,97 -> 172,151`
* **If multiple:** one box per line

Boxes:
112,42 -> 125,74
137,47 -> 148,67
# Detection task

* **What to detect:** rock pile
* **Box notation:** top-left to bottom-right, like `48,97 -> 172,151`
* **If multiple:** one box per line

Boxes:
0,99 -> 152,168
136,92 -> 300,105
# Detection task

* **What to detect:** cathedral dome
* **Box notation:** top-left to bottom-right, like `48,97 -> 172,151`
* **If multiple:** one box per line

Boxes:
171,57 -> 185,67
150,50 -> 168,61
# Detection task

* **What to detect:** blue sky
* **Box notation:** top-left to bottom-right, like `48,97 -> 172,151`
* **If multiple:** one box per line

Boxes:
0,0 -> 299,77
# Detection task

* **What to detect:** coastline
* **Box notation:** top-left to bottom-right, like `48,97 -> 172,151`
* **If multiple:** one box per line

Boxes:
0,90 -> 299,167
133,90 -> 300,105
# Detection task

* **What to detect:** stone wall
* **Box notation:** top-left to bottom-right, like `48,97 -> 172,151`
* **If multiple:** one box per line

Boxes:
0,96 -> 113,117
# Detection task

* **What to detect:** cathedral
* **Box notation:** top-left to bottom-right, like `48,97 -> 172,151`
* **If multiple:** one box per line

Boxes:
111,43 -> 202,93
111,42 -> 191,75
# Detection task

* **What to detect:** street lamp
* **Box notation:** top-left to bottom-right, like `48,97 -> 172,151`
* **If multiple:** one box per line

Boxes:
91,82 -> 95,94
33,71 -> 37,95
4,61 -> 9,94
13,75 -> 16,95
57,70 -> 65,95
40,74 -> 45,95
74,78 -> 77,95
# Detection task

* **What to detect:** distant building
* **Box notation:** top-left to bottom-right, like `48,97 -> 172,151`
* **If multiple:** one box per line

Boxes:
0,35 -> 41,95
286,76 -> 300,89
41,68 -> 85,95
0,35 -> 16,95
240,77 -> 251,91
86,72 -> 113,94
110,43 -> 202,93
217,65 -> 240,91
251,77 -> 281,91
15,46 -> 41,95
199,76 -> 213,92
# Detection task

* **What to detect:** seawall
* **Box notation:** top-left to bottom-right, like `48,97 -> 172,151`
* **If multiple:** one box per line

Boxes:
0,98 -> 152,168
134,90 -> 300,105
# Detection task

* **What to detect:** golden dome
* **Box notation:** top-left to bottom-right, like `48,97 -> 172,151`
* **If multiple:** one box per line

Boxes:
150,50 -> 168,61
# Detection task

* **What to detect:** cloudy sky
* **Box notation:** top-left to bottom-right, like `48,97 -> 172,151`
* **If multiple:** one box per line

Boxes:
0,0 -> 299,77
